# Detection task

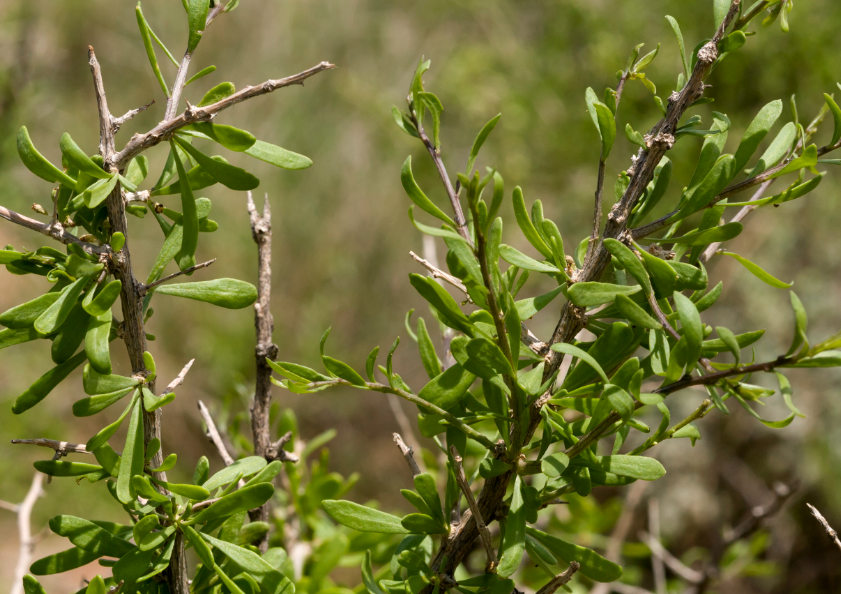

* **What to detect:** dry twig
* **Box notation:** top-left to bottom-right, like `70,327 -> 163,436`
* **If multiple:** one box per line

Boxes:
806,503 -> 841,555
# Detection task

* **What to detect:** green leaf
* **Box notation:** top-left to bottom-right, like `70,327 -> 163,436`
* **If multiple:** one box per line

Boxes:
674,292 -> 703,365
185,525 -> 215,569
714,326 -> 742,366
17,126 -> 76,187
153,278 -> 258,309
22,575 -> 47,594
614,294 -> 661,330
201,533 -> 294,594
322,500 -> 410,534
417,317 -> 442,379
401,513 -> 447,534
676,155 -> 737,221
414,473 -> 445,526
730,387 -> 795,429
203,456 -> 267,491
72,386 -> 135,417
186,0 -> 210,52
567,282 -> 641,307
48,515 -> 134,558
401,157 -> 456,226
734,100 -> 783,174
198,82 -> 235,107
515,285 -> 564,320
408,207 -> 465,244
135,5 -> 169,95
665,16 -> 690,81
603,384 -> 635,422
746,122 -> 797,177
116,397 -> 144,503
466,337 -> 513,377
189,483 -> 274,524
772,144 -> 819,179
85,310 -> 112,375
30,547 -> 101,576
85,390 -> 139,452
243,139 -> 312,170
60,133 -> 111,180
541,453 -> 570,478
783,351 -> 841,368
719,252 -> 792,288
83,280 -> 122,317
466,114 -> 501,174
150,477 -> 209,500
775,372 -> 804,418
604,239 -> 650,295
418,364 -> 476,411
594,102 -> 616,158
497,476 -> 526,577
585,455 -> 665,480
34,277 -> 88,335
83,365 -> 141,395
527,527 -> 622,582
185,65 -> 216,85
713,0 -> 730,29
823,93 -> 841,146
151,453 -> 177,473
168,139 -> 199,270
188,122 -> 256,152
408,274 -> 474,335
322,356 -> 367,386
174,136 -> 259,191
0,292 -> 62,329
131,476 -> 170,505
658,222 -> 743,246
12,350 -> 87,414
33,460 -> 103,477
419,92 -> 443,149
498,245 -> 562,275
550,343 -> 609,383
512,187 -> 553,259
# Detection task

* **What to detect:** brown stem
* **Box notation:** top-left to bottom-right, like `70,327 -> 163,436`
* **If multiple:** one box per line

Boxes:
0,205 -> 108,255
165,52 -> 193,121
246,191 -> 278,552
109,62 -> 335,169
450,445 -> 497,571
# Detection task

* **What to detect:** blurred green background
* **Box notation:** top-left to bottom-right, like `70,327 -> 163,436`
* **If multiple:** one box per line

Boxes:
1,0 -> 841,592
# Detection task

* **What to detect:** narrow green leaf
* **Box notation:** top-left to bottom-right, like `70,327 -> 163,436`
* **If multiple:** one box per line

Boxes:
567,282 -> 641,307
655,222 -> 743,246
169,139 -> 198,270
48,515 -> 134,558
715,326 -> 741,366
34,460 -> 103,477
674,292 -> 703,365
498,245 -> 562,274
174,136 -> 259,191
417,364 -> 476,411
153,279 -> 258,309
190,483 -> 274,524
401,513 -> 447,534
0,292 -> 61,329
594,102 -> 616,158
12,350 -> 87,414
720,252 -> 792,288
30,547 -> 101,576
417,317 -> 442,379
746,122 -> 797,177
824,93 -> 841,146
185,65 -> 216,85
203,456 -> 267,491
201,533 -> 294,594
17,126 -> 76,187
60,133 -> 111,180
466,114 -> 501,174
322,500 -> 410,534
198,82 -> 235,107
322,356 -> 367,386
733,100 -> 783,173
527,527 -> 622,582
116,396 -> 144,503
665,16 -> 690,81
540,453 -> 570,478
34,277 -> 88,335
550,343 -> 609,383
497,476 -> 526,577
85,309 -> 112,375
187,122 -> 256,152
135,4 -> 169,96
186,0 -> 210,52
586,454 -> 666,480
401,157 -> 456,226
242,139 -> 312,170
614,294 -> 661,330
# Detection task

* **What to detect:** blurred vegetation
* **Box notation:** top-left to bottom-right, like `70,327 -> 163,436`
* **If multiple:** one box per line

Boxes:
1,0 -> 841,592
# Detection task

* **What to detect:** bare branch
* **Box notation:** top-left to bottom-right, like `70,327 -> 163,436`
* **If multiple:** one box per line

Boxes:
7,474 -> 44,594
700,180 -> 775,263
807,503 -> 841,555
723,481 -> 793,546
591,481 -> 648,594
11,438 -> 91,455
393,433 -> 422,478
88,47 -> 115,157
140,259 -> 217,294
197,400 -> 236,466
534,562 -> 580,594
639,530 -> 704,584
266,431 -> 299,463
111,100 -> 155,133
165,52 -> 193,121
388,395 -> 425,473
450,445 -> 497,572
410,250 -> 469,296
110,62 -> 336,169
163,358 -> 195,396
0,205 -> 109,255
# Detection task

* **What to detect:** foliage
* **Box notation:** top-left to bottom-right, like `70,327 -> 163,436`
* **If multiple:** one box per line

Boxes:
3,0 -> 841,593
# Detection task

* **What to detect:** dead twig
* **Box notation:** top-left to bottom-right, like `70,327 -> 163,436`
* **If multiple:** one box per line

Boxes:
535,562 -> 580,594
0,473 -> 44,594
11,438 -> 90,455
393,433 -> 422,478
806,503 -> 841,555
450,445 -> 496,572
197,400 -> 236,466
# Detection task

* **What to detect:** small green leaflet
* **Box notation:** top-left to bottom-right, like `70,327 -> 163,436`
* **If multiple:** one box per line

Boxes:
719,252 -> 792,288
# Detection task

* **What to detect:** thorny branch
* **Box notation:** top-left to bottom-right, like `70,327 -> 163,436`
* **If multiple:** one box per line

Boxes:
246,191 -> 280,551
140,258 -> 217,294
806,503 -> 841,555
0,205 -> 108,255
197,400 -> 236,466
534,562 -> 580,594
0,474 -> 44,594
109,62 -> 335,169
450,445 -> 497,572
393,433 -> 422,478
11,438 -> 91,455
